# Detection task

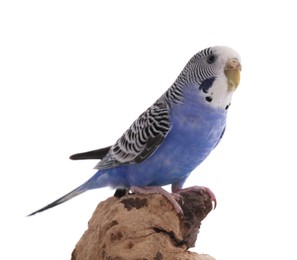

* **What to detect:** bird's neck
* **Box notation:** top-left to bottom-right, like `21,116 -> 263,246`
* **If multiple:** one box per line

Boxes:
172,84 -> 227,117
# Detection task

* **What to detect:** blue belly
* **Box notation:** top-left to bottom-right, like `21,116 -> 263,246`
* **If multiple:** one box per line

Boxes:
96,94 -> 227,189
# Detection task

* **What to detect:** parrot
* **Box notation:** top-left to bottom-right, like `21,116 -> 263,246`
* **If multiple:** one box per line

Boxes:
28,46 -> 241,216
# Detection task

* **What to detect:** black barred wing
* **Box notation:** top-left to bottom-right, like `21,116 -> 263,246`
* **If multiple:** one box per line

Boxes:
94,101 -> 171,170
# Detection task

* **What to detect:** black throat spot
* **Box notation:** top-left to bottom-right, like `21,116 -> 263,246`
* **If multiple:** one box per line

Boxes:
199,77 -> 216,94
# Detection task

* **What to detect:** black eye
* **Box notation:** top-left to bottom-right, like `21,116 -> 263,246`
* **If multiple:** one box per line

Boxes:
207,54 -> 216,64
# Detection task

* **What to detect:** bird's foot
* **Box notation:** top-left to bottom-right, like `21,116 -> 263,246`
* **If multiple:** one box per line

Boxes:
173,186 -> 217,209
114,188 -> 129,198
130,186 -> 183,214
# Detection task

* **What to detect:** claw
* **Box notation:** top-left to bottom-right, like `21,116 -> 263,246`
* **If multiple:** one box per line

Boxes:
175,186 -> 217,209
202,186 -> 217,209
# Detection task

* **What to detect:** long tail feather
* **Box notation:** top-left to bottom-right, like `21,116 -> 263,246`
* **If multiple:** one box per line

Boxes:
27,185 -> 87,216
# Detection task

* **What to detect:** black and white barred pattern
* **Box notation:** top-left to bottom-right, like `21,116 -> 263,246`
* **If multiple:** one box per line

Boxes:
110,101 -> 170,164
95,47 -> 220,168
94,100 -> 170,170
186,47 -> 218,85
163,47 -> 218,104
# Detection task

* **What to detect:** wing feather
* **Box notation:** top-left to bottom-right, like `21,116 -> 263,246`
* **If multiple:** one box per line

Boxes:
94,101 -> 171,170
70,146 -> 111,160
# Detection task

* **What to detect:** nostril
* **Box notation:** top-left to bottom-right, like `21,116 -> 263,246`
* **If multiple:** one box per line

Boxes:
225,58 -> 241,71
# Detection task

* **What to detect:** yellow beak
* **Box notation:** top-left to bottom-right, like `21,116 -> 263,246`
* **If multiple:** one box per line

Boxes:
224,58 -> 242,91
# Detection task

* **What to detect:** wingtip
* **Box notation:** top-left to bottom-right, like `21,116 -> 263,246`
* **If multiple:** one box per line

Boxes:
69,153 -> 89,160
69,146 -> 112,161
69,152 -> 94,160
69,154 -> 78,160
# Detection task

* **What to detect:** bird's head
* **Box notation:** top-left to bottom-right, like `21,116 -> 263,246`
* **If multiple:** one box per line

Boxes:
183,46 -> 241,110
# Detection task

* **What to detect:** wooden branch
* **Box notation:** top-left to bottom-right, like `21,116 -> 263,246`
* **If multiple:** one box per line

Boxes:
72,189 -> 215,260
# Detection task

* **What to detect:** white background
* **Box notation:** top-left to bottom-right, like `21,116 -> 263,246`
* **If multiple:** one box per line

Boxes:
1,1 -> 296,259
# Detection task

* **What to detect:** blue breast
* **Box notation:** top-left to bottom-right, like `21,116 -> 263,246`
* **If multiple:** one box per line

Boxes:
91,85 -> 227,189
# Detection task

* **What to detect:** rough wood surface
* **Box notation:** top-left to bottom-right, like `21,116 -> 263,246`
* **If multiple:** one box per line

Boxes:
72,189 -> 215,260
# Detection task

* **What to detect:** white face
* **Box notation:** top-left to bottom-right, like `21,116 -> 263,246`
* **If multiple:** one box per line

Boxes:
205,46 -> 241,110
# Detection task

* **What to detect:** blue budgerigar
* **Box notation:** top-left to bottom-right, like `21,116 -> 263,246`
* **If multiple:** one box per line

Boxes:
29,46 -> 241,216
